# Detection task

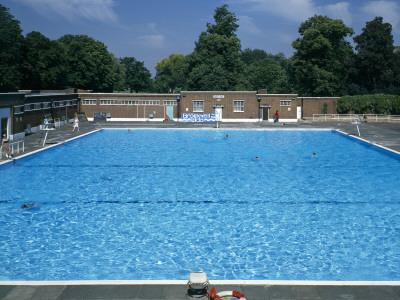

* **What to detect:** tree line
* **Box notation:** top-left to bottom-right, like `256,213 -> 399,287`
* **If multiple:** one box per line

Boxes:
1,4 -> 399,97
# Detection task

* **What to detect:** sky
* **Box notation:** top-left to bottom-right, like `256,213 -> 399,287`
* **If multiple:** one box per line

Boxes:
2,0 -> 400,76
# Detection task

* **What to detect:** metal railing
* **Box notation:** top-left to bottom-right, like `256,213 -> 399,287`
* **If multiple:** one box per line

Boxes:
312,114 -> 400,123
0,140 -> 24,159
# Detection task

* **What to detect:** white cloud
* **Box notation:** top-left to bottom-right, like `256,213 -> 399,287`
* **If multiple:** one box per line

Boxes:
231,0 -> 353,24
232,0 -> 317,23
14,0 -> 118,24
362,1 -> 400,31
238,15 -> 263,36
323,2 -> 352,25
137,23 -> 165,48
138,35 -> 165,48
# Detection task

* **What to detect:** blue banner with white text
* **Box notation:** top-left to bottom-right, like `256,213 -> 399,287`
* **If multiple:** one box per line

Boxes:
181,113 -> 215,122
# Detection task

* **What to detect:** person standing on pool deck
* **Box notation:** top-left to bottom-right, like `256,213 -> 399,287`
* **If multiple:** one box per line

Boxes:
274,110 -> 279,123
2,134 -> 12,158
72,115 -> 79,131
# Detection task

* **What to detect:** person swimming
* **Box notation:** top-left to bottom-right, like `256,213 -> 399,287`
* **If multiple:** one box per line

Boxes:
21,203 -> 39,209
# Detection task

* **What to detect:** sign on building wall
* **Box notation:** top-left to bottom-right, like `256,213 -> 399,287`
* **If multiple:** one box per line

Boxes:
181,113 -> 215,122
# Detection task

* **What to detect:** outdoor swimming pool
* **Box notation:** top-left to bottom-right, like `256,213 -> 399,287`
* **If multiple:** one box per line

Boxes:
0,129 -> 399,281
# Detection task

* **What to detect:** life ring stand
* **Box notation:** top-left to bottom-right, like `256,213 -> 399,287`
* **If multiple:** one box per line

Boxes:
210,288 -> 246,300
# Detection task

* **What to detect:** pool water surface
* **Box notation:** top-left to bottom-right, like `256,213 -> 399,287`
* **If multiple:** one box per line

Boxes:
0,129 -> 399,281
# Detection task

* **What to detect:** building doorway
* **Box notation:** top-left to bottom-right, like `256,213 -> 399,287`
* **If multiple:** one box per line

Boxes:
262,107 -> 269,121
215,107 -> 223,122
297,106 -> 302,120
1,117 -> 8,138
166,106 -> 174,120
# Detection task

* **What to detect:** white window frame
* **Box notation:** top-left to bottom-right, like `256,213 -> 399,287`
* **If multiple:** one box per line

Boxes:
193,100 -> 204,112
142,100 -> 160,105
100,100 -> 118,105
233,100 -> 244,112
121,100 -> 139,105
82,100 -> 97,105
163,100 -> 177,106
280,100 -> 291,106
24,104 -> 34,111
34,103 -> 42,110
14,105 -> 24,114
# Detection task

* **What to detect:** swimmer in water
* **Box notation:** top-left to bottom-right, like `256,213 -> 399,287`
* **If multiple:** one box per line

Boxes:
21,203 -> 39,209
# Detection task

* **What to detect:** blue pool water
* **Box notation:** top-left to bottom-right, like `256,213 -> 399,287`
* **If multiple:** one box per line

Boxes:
0,129 -> 399,281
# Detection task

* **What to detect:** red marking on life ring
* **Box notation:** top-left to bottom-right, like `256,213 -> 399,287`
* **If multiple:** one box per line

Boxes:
214,290 -> 246,300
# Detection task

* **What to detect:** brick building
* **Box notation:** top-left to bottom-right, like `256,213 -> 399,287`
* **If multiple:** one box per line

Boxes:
79,90 -> 338,122
0,92 -> 79,140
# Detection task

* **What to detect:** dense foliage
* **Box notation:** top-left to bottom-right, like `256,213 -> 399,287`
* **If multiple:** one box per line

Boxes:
119,57 -> 151,93
185,4 -> 245,91
1,3 -> 399,98
337,94 -> 400,114
290,15 -> 354,97
0,4 -> 24,92
351,17 -> 399,94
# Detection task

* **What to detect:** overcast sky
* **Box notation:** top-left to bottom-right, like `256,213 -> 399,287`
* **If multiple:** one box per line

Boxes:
3,0 -> 400,76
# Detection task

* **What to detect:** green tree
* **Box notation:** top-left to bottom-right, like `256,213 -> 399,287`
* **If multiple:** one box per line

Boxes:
353,17 -> 397,93
245,57 -> 290,93
186,5 -> 245,91
242,48 -> 288,69
58,34 -> 117,92
154,54 -> 186,93
206,4 -> 239,37
289,15 -> 354,96
0,4 -> 24,92
21,31 -> 67,90
110,54 -> 126,92
119,57 -> 151,93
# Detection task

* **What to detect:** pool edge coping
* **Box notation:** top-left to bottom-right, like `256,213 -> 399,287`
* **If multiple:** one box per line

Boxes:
0,280 -> 400,286
335,129 -> 400,156
1,127 -> 399,285
0,129 -> 101,166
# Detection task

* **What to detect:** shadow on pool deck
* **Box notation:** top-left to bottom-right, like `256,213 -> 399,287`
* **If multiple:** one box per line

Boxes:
1,121 -> 400,299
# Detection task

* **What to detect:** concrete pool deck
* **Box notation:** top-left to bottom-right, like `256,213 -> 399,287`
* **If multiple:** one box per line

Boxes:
1,120 -> 400,300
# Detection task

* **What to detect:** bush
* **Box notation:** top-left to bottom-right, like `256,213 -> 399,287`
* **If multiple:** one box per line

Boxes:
338,94 -> 400,114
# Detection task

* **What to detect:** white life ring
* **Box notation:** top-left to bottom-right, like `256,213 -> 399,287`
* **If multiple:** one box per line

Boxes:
215,290 -> 246,300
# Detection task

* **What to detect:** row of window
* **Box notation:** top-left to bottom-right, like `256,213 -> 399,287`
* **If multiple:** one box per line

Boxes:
82,99 -> 292,112
14,100 -> 77,115
194,100 -> 292,112
83,100 -> 178,106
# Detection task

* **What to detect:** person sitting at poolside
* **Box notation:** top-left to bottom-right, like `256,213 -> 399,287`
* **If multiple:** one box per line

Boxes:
2,134 -> 12,158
